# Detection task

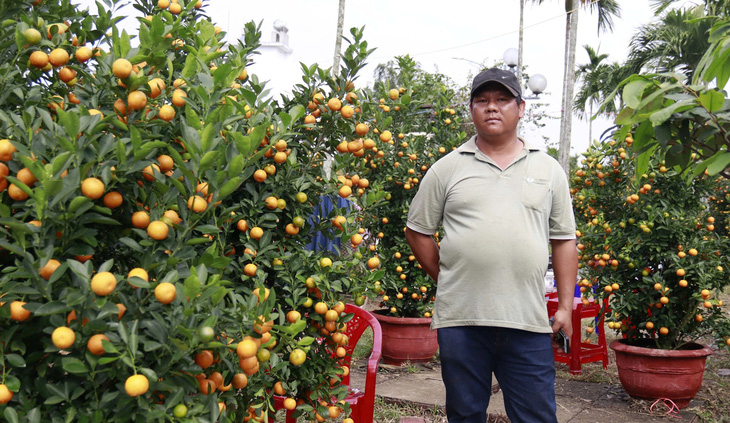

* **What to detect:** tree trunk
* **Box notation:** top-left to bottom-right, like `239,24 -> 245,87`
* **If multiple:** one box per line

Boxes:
332,0 -> 346,76
588,101 -> 593,143
517,0 -> 525,136
558,1 -> 578,175
517,0 -> 524,85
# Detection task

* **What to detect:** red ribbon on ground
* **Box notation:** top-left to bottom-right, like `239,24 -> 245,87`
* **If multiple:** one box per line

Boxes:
649,398 -> 681,418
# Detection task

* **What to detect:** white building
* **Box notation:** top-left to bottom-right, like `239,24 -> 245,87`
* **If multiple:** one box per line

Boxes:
248,20 -> 299,100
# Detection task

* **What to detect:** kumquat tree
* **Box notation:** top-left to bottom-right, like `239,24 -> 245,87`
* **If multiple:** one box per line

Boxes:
572,15 -> 730,352
0,0 -> 390,421
331,56 -> 467,318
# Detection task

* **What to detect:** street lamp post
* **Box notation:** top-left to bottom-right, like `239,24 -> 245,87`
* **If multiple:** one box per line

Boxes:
502,48 -> 546,100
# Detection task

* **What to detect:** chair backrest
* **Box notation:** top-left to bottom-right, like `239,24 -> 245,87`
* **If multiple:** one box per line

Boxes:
341,303 -> 382,386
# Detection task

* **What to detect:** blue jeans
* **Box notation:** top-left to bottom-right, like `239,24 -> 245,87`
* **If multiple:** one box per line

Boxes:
438,326 -> 558,423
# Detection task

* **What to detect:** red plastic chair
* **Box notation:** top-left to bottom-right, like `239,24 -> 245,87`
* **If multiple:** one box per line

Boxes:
273,303 -> 382,422
546,296 -> 609,374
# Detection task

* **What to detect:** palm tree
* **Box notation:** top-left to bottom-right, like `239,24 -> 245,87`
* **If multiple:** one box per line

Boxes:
651,0 -> 730,17
332,0 -> 346,76
574,45 -> 608,142
627,5 -> 718,81
527,0 -> 621,174
584,0 -> 727,123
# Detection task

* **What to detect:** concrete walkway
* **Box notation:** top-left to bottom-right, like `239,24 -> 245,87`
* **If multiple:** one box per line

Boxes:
351,362 -> 701,422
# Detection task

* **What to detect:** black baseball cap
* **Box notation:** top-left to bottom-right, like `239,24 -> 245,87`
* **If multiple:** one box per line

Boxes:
470,68 -> 522,102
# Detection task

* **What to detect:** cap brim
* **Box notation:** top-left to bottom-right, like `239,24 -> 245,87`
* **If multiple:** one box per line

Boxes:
471,80 -> 520,99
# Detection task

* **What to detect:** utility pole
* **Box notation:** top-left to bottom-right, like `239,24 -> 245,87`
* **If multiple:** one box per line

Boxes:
332,0 -> 346,76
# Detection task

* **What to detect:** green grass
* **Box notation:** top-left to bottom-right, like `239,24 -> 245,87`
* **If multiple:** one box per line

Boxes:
372,397 -> 447,423
352,326 -> 373,361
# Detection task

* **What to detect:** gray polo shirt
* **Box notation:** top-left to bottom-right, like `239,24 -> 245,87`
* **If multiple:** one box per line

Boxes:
407,136 -> 575,332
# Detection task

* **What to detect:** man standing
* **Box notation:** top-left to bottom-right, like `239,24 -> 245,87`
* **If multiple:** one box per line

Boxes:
405,68 -> 577,423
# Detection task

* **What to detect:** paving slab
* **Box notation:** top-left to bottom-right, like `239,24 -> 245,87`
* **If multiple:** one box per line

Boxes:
375,369 -> 446,408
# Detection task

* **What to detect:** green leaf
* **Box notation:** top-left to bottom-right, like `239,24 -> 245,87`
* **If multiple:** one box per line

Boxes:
227,154 -> 245,178
44,396 -> 66,405
129,320 -> 139,355
98,356 -> 120,365
213,62 -> 233,86
232,133 -> 253,157
14,24 -> 26,50
143,341 -> 162,351
278,112 -> 292,130
119,30 -> 131,57
705,151 -> 730,175
56,109 -> 80,141
102,339 -> 120,355
118,237 -> 143,252
247,125 -> 266,150
623,79 -> 652,109
199,151 -> 219,173
168,175 -> 186,197
280,319 -> 306,335
163,388 -> 184,410
116,138 -> 126,165
67,260 -> 90,279
130,126 -> 142,154
25,408 -> 40,423
33,302 -> 70,316
62,357 -> 88,374
68,196 -> 92,214
185,105 -> 203,130
218,176 -> 242,200
182,52 -> 198,79
87,215 -> 121,225
298,336 -> 315,346
287,105 -> 305,127
649,99 -> 696,126
195,225 -> 220,234
184,274 -> 202,299
50,152 -> 73,177
185,237 -> 212,246
5,354 -> 26,368
109,117 -> 128,132
698,90 -> 726,113
632,120 -> 657,177
166,147 -> 196,185
0,239 -> 24,256
3,407 -> 18,423
118,319 -> 129,344
4,375 -> 20,391
200,124 -> 216,152
127,277 -> 150,289
6,177 -> 33,199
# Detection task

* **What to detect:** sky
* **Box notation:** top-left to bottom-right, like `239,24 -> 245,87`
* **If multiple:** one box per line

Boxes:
74,0 -> 661,156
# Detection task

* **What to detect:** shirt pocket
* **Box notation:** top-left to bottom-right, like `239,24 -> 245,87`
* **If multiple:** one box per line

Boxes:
521,177 -> 551,212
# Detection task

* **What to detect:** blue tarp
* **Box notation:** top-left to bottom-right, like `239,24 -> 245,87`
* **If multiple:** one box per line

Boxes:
305,195 -> 351,254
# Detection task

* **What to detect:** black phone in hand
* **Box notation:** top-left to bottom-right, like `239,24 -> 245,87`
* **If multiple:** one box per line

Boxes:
549,317 -> 570,354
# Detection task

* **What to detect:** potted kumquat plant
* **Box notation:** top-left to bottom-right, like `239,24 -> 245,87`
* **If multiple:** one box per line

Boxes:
572,17 -> 730,408
572,131 -> 730,408
330,56 -> 466,364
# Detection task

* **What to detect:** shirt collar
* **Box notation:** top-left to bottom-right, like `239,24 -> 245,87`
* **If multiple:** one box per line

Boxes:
457,135 -> 540,154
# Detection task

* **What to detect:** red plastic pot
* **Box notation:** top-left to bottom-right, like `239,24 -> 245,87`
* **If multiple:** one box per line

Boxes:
610,339 -> 713,408
372,310 -> 438,365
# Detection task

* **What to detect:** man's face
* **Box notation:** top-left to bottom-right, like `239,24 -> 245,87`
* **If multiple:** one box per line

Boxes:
470,84 -> 525,140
